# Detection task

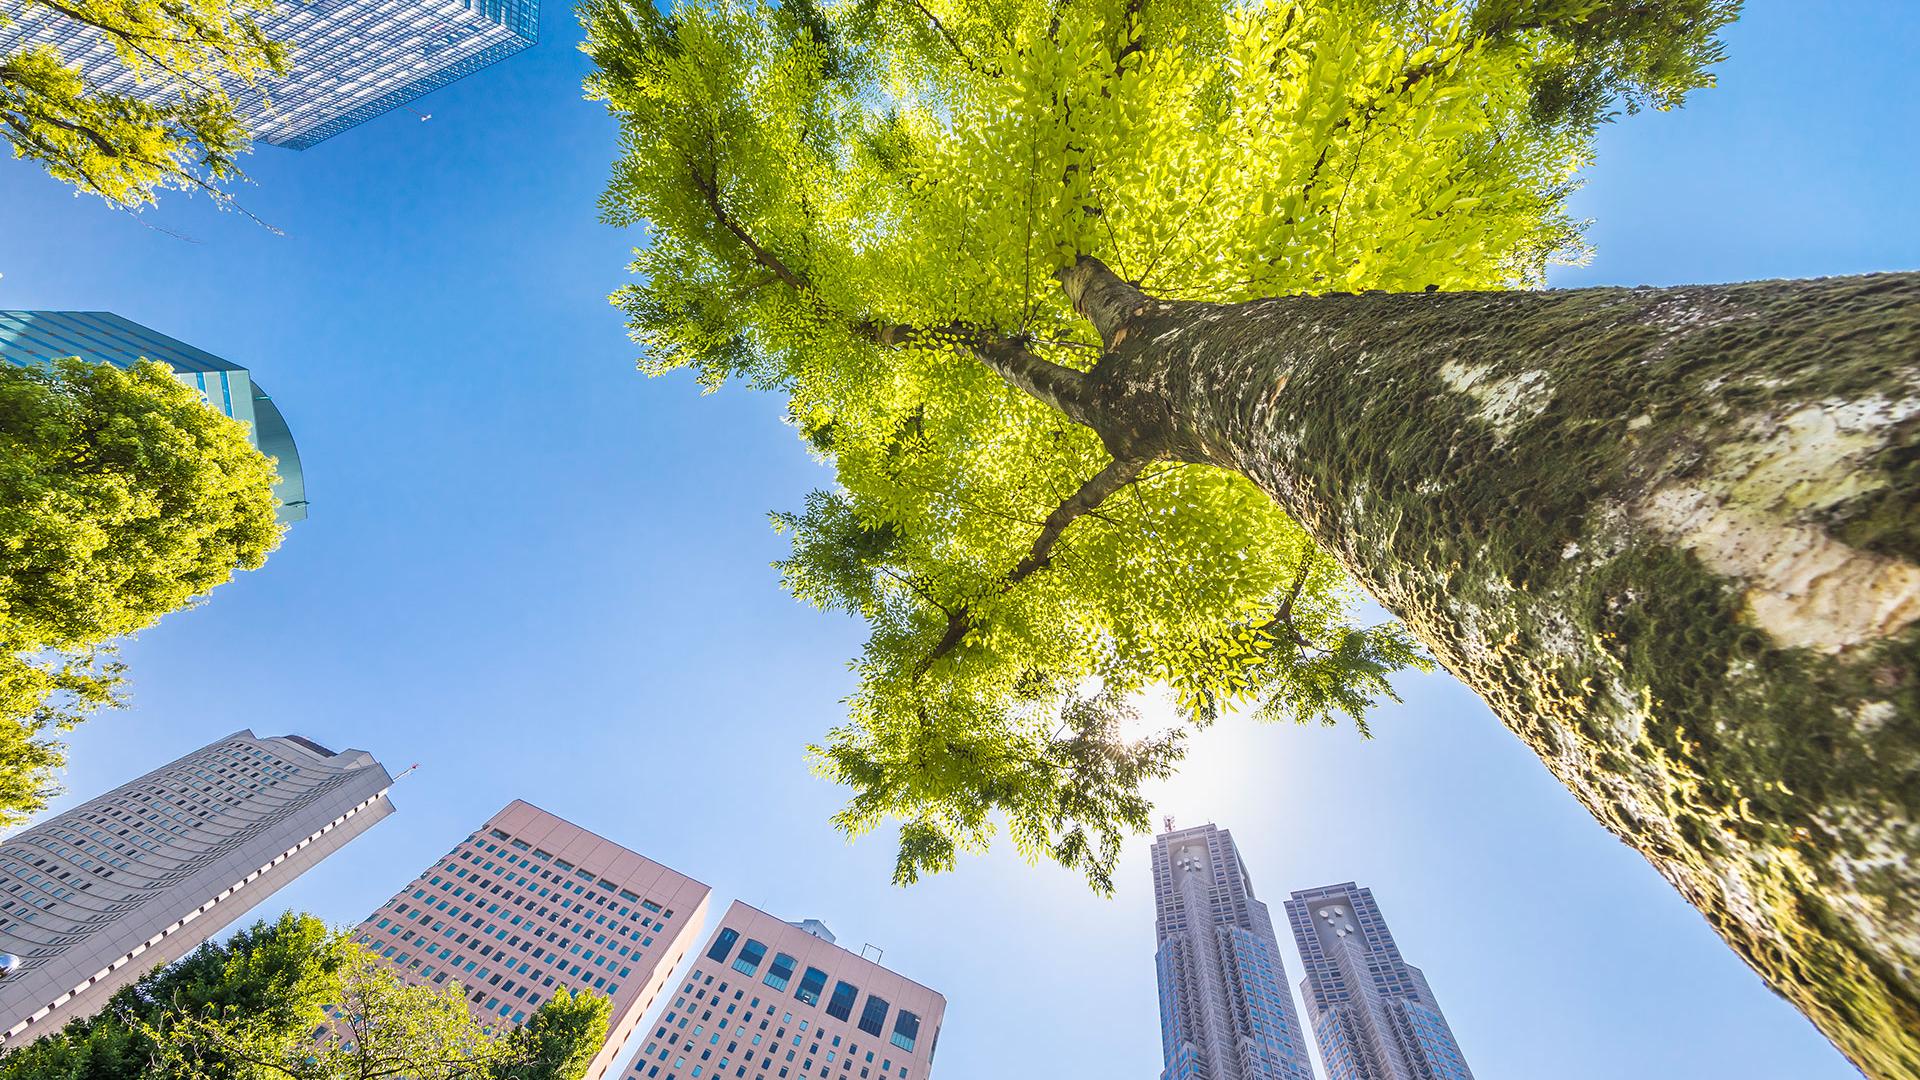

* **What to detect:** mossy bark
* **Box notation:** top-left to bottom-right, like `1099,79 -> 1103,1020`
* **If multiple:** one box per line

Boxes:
1066,264 -> 1920,1079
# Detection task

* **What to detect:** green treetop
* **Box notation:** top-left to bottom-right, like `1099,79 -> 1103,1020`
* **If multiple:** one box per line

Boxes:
582,3 -> 1920,1076
0,0 -> 287,209
0,912 -> 612,1080
586,0 -> 1638,890
0,357 -> 283,825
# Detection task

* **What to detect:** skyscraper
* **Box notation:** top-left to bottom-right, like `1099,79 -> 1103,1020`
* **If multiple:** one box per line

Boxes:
0,731 -> 394,1045
352,800 -> 711,1080
0,0 -> 538,149
0,310 -> 308,521
1152,823 -> 1316,1080
627,900 -> 945,1080
1285,883 -> 1473,1080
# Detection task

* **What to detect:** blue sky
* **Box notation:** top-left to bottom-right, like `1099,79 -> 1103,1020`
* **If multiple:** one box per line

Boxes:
1,2 -> 1914,1077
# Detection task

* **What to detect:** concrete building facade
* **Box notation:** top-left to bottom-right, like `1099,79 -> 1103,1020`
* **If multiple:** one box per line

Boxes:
352,800 -> 710,1080
0,310 -> 308,521
626,900 -> 945,1080
1152,824 -> 1315,1080
0,731 -> 394,1045
0,0 -> 538,149
1285,883 -> 1473,1080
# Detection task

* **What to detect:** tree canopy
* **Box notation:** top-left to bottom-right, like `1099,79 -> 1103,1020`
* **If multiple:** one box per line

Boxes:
0,357 -> 282,825
0,912 -> 611,1080
0,0 -> 286,209
586,0 -> 1735,890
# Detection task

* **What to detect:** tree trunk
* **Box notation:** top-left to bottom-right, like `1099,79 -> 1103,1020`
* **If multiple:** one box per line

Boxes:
1066,263 -> 1920,1080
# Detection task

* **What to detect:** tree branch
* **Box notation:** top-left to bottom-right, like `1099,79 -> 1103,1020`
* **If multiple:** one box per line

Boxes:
899,0 -> 982,71
1007,456 -> 1146,585
690,164 -> 809,292
915,455 -> 1146,675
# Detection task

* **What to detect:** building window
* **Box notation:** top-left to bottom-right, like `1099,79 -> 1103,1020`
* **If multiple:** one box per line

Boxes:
889,1012 -> 918,1053
764,953 -> 796,992
856,997 -> 889,1037
732,939 -> 767,977
795,967 -> 828,1006
825,981 -> 859,1022
706,929 -> 740,964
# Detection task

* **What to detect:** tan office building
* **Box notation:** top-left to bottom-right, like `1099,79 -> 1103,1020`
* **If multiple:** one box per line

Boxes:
627,901 -> 946,1080
0,731 -> 396,1045
353,800 -> 711,1080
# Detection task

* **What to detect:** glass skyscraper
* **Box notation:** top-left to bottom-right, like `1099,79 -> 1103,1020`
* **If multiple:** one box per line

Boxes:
0,310 -> 308,521
0,0 -> 537,149
1285,883 -> 1474,1080
1152,823 -> 1316,1080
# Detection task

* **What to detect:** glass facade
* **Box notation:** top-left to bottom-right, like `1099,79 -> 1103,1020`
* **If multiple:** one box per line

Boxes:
0,0 -> 538,150
0,310 -> 307,522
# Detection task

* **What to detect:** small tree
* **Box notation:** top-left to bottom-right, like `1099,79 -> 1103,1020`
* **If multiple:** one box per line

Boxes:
0,0 -> 287,209
0,357 -> 282,825
585,0 -> 1920,1075
0,914 -> 610,1080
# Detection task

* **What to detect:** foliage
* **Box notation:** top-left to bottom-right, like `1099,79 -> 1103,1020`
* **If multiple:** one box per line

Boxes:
581,0 -> 1738,890
0,913 -> 610,1080
0,0 -> 287,209
1465,0 -> 1744,126
0,357 -> 282,826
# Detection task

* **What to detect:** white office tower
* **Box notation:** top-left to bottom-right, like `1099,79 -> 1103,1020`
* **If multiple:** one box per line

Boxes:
0,731 -> 394,1045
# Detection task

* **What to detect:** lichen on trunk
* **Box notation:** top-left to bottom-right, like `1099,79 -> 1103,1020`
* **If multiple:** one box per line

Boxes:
1067,262 -> 1920,1079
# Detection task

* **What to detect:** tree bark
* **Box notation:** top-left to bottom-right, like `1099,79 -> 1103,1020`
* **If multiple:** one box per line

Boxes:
1066,262 -> 1920,1080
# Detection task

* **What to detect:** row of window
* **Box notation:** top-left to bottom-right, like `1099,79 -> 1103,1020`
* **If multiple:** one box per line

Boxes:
703,929 -> 920,1053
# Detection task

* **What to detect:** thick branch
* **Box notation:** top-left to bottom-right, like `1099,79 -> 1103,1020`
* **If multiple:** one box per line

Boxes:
971,336 -> 1098,427
916,455 -> 1146,675
1007,456 -> 1146,584
869,322 -> 1100,428
1056,256 -> 1150,347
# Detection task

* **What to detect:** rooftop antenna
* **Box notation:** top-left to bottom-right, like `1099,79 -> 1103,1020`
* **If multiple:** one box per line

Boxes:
400,105 -> 432,121
860,943 -> 884,964
1163,815 -> 1176,833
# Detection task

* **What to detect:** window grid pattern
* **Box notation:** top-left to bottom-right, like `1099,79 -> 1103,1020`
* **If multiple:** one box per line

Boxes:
0,732 -> 393,1044
351,802 -> 709,1080
626,902 -> 944,1080
0,0 -> 537,149
1151,824 -> 1315,1080
1284,883 -> 1475,1080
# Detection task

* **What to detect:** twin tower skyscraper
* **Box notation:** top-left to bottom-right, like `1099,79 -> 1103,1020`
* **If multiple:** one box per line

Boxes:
1152,824 -> 1474,1080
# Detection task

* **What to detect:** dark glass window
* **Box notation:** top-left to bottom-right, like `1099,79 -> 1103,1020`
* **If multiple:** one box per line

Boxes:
732,939 -> 768,977
890,1011 -> 919,1053
857,996 -> 889,1037
825,981 -> 859,1021
705,928 -> 739,964
795,967 -> 828,1006
764,952 -> 797,992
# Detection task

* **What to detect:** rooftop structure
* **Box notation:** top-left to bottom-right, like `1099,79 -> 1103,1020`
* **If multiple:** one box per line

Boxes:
626,900 -> 946,1080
